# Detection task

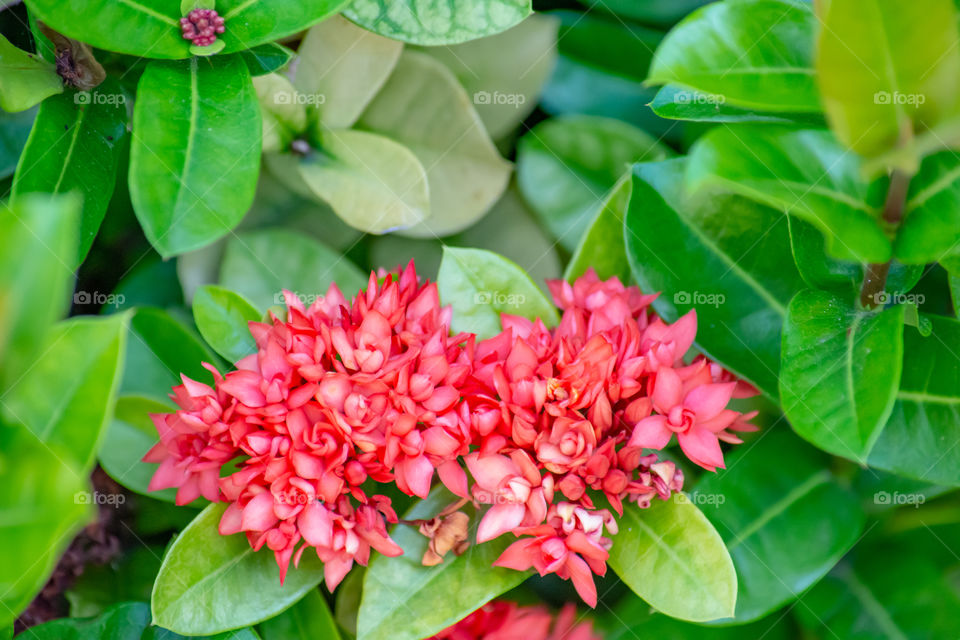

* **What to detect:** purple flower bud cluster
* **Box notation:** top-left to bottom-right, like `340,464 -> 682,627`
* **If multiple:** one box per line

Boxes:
180,8 -> 225,47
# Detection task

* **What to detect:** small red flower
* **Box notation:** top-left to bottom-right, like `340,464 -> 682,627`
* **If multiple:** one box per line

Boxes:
180,9 -> 225,47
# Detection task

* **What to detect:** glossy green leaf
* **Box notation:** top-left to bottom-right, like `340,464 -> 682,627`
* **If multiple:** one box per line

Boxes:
12,80 -> 127,263
816,0 -> 960,169
26,602 -> 151,640
0,193 -> 79,391
0,107 -> 36,178
564,173 -> 631,283
253,73 -> 307,154
152,503 -> 325,635
0,33 -> 62,111
111,257 -> 185,313
258,589 -> 341,640
357,51 -> 511,237
193,285 -> 260,363
517,115 -> 671,250
99,395 -> 177,501
130,55 -> 261,258
420,14 -> 558,139
686,125 -> 891,263
220,228 -> 367,312
608,493 -> 736,622
780,290 -> 905,462
239,43 -> 295,76
357,487 -> 528,640
437,246 -> 559,340
294,15 -> 402,130
297,129 -> 430,233
650,85 -> 823,124
217,0 -> 351,55
693,430 -> 864,622
648,0 -> 819,112
576,0 -> 709,28
344,0 -> 531,45
121,307 -> 218,402
2,314 -> 128,473
626,158 -> 804,399
896,151 -> 960,264
868,316 -> 960,486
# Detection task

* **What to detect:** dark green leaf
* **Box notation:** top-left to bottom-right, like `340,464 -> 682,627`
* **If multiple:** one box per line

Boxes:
26,602 -> 150,640
344,0 -> 531,45
896,151 -> 960,264
575,0 -> 710,29
239,43 -> 295,76
258,589 -> 340,640
12,80 -> 127,263
192,285 -> 260,363
217,0 -> 351,54
626,158 -> 804,399
152,503 -> 325,635
564,174 -> 631,283
0,32 -> 63,111
130,55 -> 261,258
517,114 -> 671,250
99,395 -> 177,501
607,493 -> 736,622
0,107 -> 36,178
66,546 -> 163,617
357,487 -> 528,640
780,290 -> 904,462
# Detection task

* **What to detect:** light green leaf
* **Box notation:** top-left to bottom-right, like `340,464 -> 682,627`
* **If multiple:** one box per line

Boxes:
357,487 -> 528,640
437,246 -> 559,340
220,228 -> 368,312
152,503 -> 325,635
253,73 -> 307,154
344,0 -> 532,45
816,0 -> 960,169
0,193 -> 79,391
650,85 -> 824,125
12,80 -> 127,263
130,55 -> 261,258
686,125 -> 892,263
0,33 -> 63,112
564,173 -> 631,283
99,396 -> 175,501
193,285 -> 260,363
297,128 -> 430,233
217,0 -> 352,55
259,589 -> 341,640
608,493 -> 736,622
517,114 -> 671,250
419,14 -> 558,139
357,51 -> 511,237
648,0 -> 819,113
780,290 -> 905,462
294,15 -> 403,130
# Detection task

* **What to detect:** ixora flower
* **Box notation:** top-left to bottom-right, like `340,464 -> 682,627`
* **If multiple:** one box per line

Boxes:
145,264 -> 757,602
429,600 -> 600,640
180,8 -> 226,47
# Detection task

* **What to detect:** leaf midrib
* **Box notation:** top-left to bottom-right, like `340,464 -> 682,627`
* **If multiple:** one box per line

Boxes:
51,104 -> 88,193
116,0 -> 178,25
170,57 -> 200,228
842,568 -> 909,640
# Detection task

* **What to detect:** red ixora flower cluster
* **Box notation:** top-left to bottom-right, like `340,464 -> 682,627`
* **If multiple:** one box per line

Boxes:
180,8 -> 225,47
429,600 -> 600,640
145,264 -> 757,603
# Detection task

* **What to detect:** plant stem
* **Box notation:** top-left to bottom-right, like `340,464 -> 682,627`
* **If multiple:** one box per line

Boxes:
859,169 -> 910,308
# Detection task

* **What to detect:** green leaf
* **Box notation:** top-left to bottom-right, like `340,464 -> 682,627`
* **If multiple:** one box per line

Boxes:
253,73 -> 307,154
2,314 -> 129,473
259,589 -> 341,640
575,0 -> 710,28
626,158 -> 804,399
357,51 -> 511,237
344,0 -> 531,45
0,107 -> 36,179
130,55 -> 261,258
26,602 -> 151,640
564,173 -> 631,283
0,33 -> 63,112
294,15 -> 402,130
896,151 -> 960,264
868,315 -> 960,486
517,114 -> 671,251
419,14 -> 558,139
99,395 -> 177,501
152,503 -> 325,635
648,0 -> 819,113
608,493 -> 736,623
437,246 -> 559,340
220,228 -> 367,312
193,285 -> 260,363
12,80 -> 127,263
217,0 -> 352,55
240,43 -> 295,77
121,307 -> 218,402
650,85 -> 823,124
0,193 -> 79,391
296,129 -> 430,233
692,430 -> 864,623
780,290 -> 905,462
66,546 -> 163,617
686,125 -> 892,263
815,0 -> 960,169
357,487 -> 528,640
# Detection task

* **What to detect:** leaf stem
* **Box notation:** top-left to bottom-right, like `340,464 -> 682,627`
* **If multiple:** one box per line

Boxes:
859,169 -> 910,308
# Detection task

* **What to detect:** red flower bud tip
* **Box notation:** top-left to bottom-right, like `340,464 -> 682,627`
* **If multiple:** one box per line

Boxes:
180,8 -> 226,47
